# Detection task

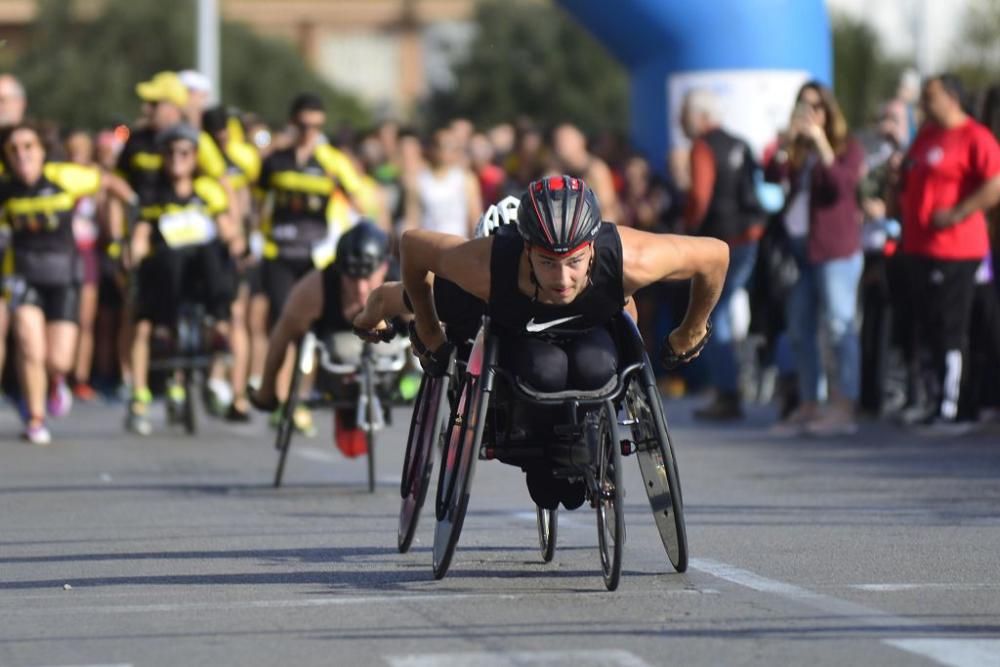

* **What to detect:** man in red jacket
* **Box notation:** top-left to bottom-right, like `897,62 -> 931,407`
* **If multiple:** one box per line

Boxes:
899,73 -> 1000,433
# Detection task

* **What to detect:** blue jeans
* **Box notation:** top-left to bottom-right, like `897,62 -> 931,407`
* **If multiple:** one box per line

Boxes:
704,242 -> 758,395
785,240 -> 862,403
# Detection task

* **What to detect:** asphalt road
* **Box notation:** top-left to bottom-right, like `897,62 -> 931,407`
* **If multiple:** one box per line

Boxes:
1,395 -> 999,667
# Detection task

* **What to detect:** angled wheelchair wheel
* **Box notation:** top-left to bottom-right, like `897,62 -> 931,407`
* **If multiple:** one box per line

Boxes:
398,373 -> 448,553
594,407 -> 624,591
536,506 -> 558,564
625,378 -> 688,573
273,340 -> 305,488
432,371 -> 487,580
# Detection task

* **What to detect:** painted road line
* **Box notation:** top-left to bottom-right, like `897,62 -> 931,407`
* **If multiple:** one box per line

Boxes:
849,583 -> 1000,592
883,639 -> 1000,667
387,649 -> 654,667
690,558 -> 922,626
3,587 -> 711,616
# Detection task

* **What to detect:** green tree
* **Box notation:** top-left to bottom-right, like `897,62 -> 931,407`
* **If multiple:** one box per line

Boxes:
831,13 -> 908,129
7,0 -> 367,130
425,0 -> 628,135
948,0 -> 1000,89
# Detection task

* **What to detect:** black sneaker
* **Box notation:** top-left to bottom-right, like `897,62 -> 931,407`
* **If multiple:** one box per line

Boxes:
225,404 -> 251,423
525,468 -> 560,510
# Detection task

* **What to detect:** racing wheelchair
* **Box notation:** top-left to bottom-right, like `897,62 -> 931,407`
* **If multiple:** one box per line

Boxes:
397,313 -> 687,591
147,302 -> 224,436
272,330 -> 414,491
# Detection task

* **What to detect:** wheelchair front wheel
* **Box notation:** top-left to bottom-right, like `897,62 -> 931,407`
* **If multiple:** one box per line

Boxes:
536,506 -> 558,564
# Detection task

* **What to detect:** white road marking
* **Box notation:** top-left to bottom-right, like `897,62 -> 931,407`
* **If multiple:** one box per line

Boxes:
36,664 -> 132,667
690,558 -> 921,625
7,593 -> 519,615
850,583 -> 1000,592
387,649 -> 653,667
293,447 -> 340,463
883,639 -> 1000,667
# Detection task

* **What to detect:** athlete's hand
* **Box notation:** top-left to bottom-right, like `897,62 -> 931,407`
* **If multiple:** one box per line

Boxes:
931,207 -> 962,229
409,320 -> 453,377
662,322 -> 712,370
352,316 -> 395,344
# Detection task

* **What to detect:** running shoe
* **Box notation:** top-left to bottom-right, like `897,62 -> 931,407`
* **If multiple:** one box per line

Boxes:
293,405 -> 316,437
72,382 -> 98,402
47,377 -> 73,418
23,421 -> 52,446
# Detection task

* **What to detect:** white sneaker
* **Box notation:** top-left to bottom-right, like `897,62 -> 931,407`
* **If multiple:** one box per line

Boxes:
24,422 -> 52,446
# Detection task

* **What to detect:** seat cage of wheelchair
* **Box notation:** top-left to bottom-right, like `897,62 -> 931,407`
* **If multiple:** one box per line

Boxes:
461,314 -> 650,471
148,302 -> 219,372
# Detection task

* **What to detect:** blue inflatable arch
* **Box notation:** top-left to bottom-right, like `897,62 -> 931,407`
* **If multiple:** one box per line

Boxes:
559,0 -> 832,171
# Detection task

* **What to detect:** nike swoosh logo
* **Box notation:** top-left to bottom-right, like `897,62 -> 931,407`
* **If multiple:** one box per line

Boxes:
525,315 -> 583,332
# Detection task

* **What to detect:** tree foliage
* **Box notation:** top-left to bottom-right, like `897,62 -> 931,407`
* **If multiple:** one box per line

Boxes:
5,0 -> 367,130
424,0 -> 628,135
831,12 -> 908,129
948,0 -> 1000,90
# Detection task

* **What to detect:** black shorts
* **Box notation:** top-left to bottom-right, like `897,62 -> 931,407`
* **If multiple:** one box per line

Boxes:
261,258 -> 313,327
243,263 -> 265,296
134,242 -> 236,326
9,280 -> 80,323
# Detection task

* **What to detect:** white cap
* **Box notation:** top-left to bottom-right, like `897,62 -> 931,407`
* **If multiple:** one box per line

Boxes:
179,69 -> 212,96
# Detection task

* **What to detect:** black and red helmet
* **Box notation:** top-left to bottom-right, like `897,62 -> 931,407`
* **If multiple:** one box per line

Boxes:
517,175 -> 602,255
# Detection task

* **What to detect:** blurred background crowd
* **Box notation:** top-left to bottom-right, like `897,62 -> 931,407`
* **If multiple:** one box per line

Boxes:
1,0 -> 999,440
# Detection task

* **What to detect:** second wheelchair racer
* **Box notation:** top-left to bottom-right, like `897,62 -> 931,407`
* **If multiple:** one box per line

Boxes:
248,221 -> 394,453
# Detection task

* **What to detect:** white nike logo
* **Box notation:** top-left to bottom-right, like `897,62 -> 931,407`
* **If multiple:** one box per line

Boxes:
525,315 -> 583,332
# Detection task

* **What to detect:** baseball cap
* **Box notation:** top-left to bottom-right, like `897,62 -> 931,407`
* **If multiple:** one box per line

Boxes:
135,71 -> 189,108
179,70 -> 213,96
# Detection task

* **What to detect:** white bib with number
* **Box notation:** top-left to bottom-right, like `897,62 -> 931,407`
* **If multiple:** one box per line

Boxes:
158,209 -> 217,249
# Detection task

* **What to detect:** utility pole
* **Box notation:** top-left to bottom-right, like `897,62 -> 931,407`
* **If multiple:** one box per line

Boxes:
197,0 -> 220,104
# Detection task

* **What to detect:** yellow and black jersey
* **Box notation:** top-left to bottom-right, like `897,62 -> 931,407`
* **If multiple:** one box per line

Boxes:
256,144 -> 362,262
138,175 -> 228,250
0,162 -> 102,285
223,139 -> 261,191
116,126 -> 227,193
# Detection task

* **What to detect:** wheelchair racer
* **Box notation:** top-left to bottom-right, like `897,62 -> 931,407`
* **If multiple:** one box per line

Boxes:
248,221 -> 393,455
401,175 -> 729,510
126,124 -> 241,435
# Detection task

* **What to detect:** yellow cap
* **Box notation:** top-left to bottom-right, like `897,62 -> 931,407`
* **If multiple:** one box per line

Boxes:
135,71 -> 189,108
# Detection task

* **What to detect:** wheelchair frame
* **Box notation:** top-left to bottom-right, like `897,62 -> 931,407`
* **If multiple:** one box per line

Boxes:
398,313 -> 688,591
272,331 -> 413,491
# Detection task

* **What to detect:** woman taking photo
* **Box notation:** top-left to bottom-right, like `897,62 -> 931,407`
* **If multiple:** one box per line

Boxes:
768,81 -> 865,436
0,122 -> 134,444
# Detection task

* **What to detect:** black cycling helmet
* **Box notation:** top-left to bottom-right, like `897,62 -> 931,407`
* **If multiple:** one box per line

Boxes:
336,220 -> 389,278
156,123 -> 200,149
517,175 -> 602,255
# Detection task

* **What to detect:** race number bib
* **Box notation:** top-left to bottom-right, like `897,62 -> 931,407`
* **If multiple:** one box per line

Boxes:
158,209 -> 217,249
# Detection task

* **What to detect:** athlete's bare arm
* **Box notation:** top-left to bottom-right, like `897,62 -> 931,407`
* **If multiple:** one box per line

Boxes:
255,270 -> 324,406
619,226 -> 729,354
400,230 -> 491,350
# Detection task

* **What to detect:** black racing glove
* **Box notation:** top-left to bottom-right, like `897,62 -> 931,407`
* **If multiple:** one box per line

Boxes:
661,322 -> 712,371
408,321 -> 455,377
353,319 -> 398,344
